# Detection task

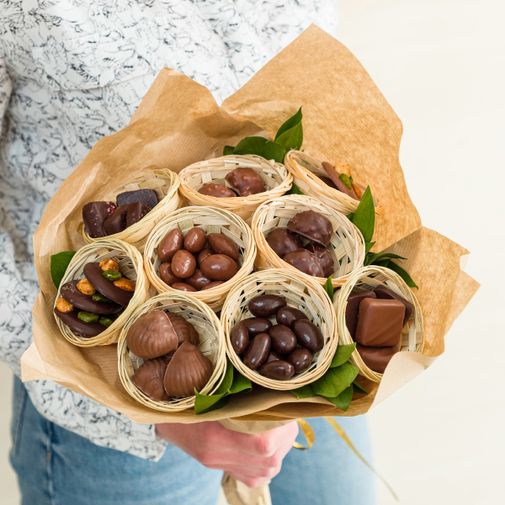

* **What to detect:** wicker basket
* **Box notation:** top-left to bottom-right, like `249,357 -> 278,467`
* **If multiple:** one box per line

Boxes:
251,194 -> 365,288
117,293 -> 226,412
221,269 -> 338,390
334,265 -> 424,382
284,150 -> 366,215
53,239 -> 149,347
178,155 -> 292,220
81,168 -> 181,245
144,206 -> 256,310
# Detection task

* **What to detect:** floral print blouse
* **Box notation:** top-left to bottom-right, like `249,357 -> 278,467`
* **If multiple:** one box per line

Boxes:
0,0 -> 337,460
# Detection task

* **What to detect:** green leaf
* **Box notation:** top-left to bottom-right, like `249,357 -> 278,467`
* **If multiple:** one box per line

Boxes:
194,390 -> 228,415
50,251 -> 76,288
326,386 -> 353,411
288,183 -> 304,195
330,343 -> 356,368
366,251 -> 407,266
339,173 -> 353,190
351,186 -> 375,245
323,276 -> 334,300
274,108 -> 303,151
229,372 -> 252,395
383,260 -> 418,288
312,362 -> 359,398
231,136 -> 286,163
214,363 -> 234,395
223,145 -> 235,155
291,384 -> 315,399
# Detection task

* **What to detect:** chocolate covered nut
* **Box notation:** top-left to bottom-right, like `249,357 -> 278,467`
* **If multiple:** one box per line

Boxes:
357,343 -> 400,373
248,295 -> 287,318
171,250 -> 197,279
374,286 -> 413,323
200,254 -> 239,281
157,228 -> 183,262
243,333 -> 271,370
305,243 -> 334,277
116,189 -> 159,209
201,281 -> 224,290
293,319 -> 324,352
172,282 -> 197,292
197,248 -> 212,266
287,210 -> 333,246
345,290 -> 377,338
103,204 -> 129,235
132,358 -> 168,401
269,324 -> 297,355
127,310 -> 178,359
199,183 -> 237,198
82,201 -> 116,238
266,228 -> 301,258
276,307 -> 307,327
321,162 -> 358,199
60,282 -> 122,315
258,360 -> 295,380
184,227 -> 206,253
207,233 -> 239,260
186,269 -> 211,290
159,262 -> 180,286
287,348 -> 313,374
283,249 -> 325,277
225,167 -> 266,196
355,298 -> 405,347
167,314 -> 200,346
83,262 -> 133,306
242,318 -> 272,335
125,202 -> 151,228
54,309 -> 105,337
230,322 -> 250,355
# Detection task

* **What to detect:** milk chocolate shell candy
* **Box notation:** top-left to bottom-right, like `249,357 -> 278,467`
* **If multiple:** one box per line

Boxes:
287,210 -> 333,246
167,314 -> 200,346
126,310 -> 178,359
163,342 -> 213,397
225,167 -> 266,196
132,358 -> 169,401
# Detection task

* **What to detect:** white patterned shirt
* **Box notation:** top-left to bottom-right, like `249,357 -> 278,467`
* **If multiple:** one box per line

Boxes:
0,0 -> 337,460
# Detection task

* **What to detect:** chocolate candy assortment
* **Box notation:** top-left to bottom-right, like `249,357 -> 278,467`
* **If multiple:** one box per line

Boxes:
198,167 -> 266,198
230,294 -> 323,380
266,210 -> 335,278
83,189 -> 159,238
345,286 -> 414,373
54,258 -> 135,337
127,310 -> 213,400
157,227 -> 240,292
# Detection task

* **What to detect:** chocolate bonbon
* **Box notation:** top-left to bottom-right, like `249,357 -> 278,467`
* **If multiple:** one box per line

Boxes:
132,358 -> 169,401
225,167 -> 266,196
198,182 -> 237,198
266,228 -> 301,258
248,295 -> 286,318
287,210 -> 333,247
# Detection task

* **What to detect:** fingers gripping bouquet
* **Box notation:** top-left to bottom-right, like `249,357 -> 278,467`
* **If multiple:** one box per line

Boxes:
24,26 -> 478,505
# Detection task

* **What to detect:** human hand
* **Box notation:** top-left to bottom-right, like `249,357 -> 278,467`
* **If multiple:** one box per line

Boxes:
156,420 -> 298,488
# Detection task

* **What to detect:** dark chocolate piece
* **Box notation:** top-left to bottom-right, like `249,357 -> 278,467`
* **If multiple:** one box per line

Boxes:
355,298 -> 405,347
287,348 -> 313,374
287,210 -> 333,246
172,282 -> 197,292
60,282 -> 122,315
283,249 -> 325,277
103,204 -> 129,235
125,202 -> 151,228
305,243 -> 334,277
248,295 -> 287,318
116,189 -> 159,209
374,286 -> 413,323
242,318 -> 272,335
186,269 -> 211,290
83,262 -> 134,306
258,360 -> 295,380
54,309 -> 105,337
293,319 -> 324,353
230,322 -> 250,355
82,201 -> 116,238
266,228 -> 301,258
269,324 -> 297,355
345,290 -> 377,338
276,306 -> 307,327
243,333 -> 271,370
357,343 -> 400,373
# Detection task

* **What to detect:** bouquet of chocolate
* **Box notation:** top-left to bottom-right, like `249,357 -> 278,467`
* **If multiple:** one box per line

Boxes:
24,26 -> 478,505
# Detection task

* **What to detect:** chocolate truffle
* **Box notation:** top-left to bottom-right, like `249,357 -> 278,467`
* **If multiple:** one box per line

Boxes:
287,210 -> 333,246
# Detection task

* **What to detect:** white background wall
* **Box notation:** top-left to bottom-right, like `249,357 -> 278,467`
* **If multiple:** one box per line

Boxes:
1,1 -> 504,503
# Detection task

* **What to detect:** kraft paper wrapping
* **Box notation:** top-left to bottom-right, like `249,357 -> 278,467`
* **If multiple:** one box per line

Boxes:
23,25 -> 478,425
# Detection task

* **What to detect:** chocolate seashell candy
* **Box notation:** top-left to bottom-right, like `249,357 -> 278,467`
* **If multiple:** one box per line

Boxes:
167,314 -> 200,346
132,358 -> 169,401
287,210 -> 333,246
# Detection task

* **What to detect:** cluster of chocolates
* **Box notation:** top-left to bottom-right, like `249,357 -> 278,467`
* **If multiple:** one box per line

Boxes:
320,162 -> 358,199
345,286 -> 413,372
127,310 -> 212,400
198,167 -> 266,198
231,295 -> 323,380
54,258 -> 135,337
157,227 -> 241,292
83,189 -> 159,238
266,210 -> 335,278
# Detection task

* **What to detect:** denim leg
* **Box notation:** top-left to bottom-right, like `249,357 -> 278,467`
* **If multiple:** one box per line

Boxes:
270,416 -> 376,505
10,377 -> 222,505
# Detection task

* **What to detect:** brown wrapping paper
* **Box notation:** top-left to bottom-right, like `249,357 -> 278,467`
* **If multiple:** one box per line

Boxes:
23,26 -> 478,427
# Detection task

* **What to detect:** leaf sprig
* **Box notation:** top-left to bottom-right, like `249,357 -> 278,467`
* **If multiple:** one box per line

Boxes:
50,251 -> 76,288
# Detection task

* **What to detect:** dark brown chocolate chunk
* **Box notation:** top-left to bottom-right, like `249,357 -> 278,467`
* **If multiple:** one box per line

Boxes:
269,324 -> 297,355
54,309 -> 105,337
183,228 -> 206,253
186,269 -> 212,290
248,295 -> 287,318
82,201 -> 116,238
293,319 -> 324,353
243,333 -> 271,370
171,250 -> 197,279
158,262 -> 180,286
287,210 -> 333,246
321,162 -> 358,199
355,298 -> 405,347
283,249 -> 325,277
276,306 -> 307,327
103,204 -> 129,235
132,358 -> 168,401
345,290 -> 377,338
374,286 -> 413,323
230,322 -> 250,355
357,343 -> 400,373
266,228 -> 301,258
125,202 -> 151,228
258,360 -> 295,380
157,228 -> 183,262
242,318 -> 272,335
116,189 -> 159,209
200,254 -> 239,281
305,243 -> 334,277
225,167 -> 266,196
287,348 -> 313,374
199,183 -> 237,198
83,262 -> 133,306
207,233 -> 240,260
60,282 -> 122,315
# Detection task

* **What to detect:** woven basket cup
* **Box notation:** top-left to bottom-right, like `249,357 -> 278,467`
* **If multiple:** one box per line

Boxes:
178,155 -> 292,220
284,150 -> 367,215
117,292 -> 226,412
221,269 -> 338,390
144,206 -> 256,310
53,239 -> 149,347
334,265 -> 424,382
81,168 -> 181,245
251,194 -> 365,288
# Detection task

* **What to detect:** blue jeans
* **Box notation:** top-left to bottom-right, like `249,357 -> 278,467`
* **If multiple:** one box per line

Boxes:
10,377 -> 375,504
